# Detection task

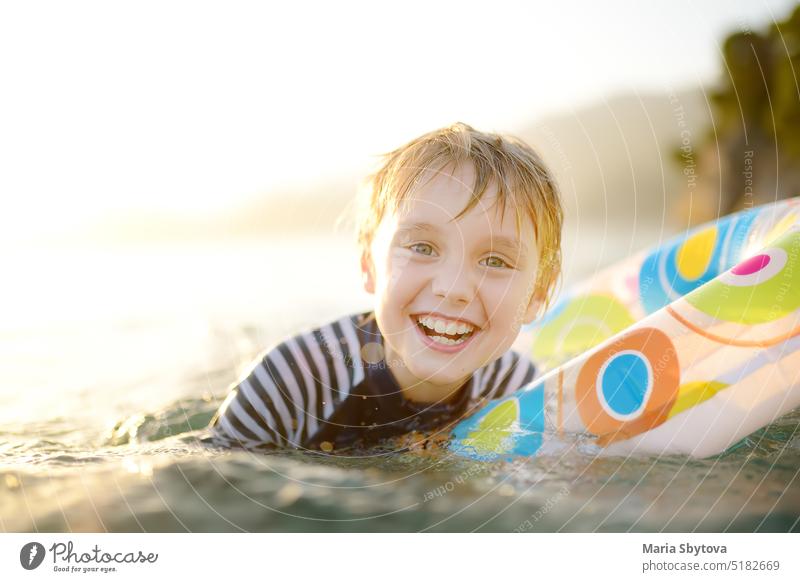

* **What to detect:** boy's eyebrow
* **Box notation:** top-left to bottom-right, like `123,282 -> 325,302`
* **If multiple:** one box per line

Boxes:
481,235 -> 528,258
396,221 -> 440,234
397,221 -> 528,258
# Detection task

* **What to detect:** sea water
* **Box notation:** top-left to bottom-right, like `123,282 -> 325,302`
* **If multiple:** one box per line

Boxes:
1,234 -> 798,532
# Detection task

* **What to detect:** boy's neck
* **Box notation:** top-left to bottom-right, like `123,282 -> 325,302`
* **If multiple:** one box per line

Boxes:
399,379 -> 466,404
382,346 -> 469,404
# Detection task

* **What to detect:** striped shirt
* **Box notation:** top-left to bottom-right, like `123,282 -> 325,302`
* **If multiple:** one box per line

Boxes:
203,310 -> 537,452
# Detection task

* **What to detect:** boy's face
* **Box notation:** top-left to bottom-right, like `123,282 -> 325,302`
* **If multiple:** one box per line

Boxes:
361,163 -> 541,395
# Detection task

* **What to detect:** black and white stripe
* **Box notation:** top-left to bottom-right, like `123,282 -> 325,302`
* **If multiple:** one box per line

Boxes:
207,311 -> 536,449
208,313 -> 365,449
476,350 -> 537,400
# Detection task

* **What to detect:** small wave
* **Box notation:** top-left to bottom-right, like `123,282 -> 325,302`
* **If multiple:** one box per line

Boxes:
105,397 -> 220,446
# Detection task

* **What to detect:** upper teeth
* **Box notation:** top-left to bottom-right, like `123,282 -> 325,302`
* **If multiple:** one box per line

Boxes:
417,316 -> 475,335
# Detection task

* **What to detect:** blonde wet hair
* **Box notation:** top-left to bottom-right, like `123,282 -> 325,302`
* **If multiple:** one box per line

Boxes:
356,122 -> 563,312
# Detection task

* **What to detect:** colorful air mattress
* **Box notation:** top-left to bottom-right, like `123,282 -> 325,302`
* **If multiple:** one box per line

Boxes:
450,198 -> 800,460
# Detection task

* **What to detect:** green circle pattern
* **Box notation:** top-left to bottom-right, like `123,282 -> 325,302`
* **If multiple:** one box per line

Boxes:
532,294 -> 635,365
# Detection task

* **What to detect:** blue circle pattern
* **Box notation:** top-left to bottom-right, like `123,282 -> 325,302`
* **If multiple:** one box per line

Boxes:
638,208 -> 760,314
601,353 -> 650,417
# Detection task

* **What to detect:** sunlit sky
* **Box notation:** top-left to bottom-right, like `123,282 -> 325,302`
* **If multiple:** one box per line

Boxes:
1,0 -> 797,243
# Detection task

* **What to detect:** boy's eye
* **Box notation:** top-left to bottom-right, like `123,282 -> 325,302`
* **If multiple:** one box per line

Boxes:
407,244 -> 512,268
481,255 -> 512,269
409,242 -> 435,256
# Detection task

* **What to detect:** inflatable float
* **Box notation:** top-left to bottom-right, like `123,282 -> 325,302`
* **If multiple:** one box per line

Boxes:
450,197 -> 800,460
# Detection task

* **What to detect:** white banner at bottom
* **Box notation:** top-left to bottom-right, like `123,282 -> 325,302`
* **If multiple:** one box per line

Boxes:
1,533 -> 797,581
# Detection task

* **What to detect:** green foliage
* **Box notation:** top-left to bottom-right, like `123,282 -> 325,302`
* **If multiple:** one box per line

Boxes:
712,7 -> 800,158
673,5 -> 800,216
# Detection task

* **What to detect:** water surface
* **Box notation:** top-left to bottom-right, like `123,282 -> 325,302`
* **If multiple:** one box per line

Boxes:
2,235 -> 798,532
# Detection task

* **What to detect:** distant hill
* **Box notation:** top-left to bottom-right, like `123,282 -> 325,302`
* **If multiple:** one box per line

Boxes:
518,88 -> 712,227
81,89 -> 712,245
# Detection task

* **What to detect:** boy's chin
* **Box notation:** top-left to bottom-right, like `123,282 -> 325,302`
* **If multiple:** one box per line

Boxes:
408,361 -> 475,387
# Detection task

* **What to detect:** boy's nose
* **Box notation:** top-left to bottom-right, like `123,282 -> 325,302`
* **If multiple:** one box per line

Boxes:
431,259 -> 474,305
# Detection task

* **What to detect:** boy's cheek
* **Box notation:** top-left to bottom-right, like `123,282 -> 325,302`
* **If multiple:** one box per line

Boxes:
387,247 -> 411,264
385,252 -> 414,289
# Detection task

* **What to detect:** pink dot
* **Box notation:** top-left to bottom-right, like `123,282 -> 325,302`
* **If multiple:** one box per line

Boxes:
732,253 -> 771,276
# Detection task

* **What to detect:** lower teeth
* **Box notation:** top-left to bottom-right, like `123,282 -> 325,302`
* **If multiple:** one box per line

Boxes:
430,334 -> 467,346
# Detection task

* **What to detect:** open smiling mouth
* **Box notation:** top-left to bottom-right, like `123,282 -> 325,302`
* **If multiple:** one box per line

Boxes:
411,315 -> 477,346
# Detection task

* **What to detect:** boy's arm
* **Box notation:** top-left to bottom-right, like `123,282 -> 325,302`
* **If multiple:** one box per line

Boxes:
475,350 -> 537,401
206,314 -> 365,449
206,353 -> 296,449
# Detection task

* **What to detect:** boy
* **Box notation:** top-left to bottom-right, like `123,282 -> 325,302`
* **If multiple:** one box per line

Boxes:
204,122 -> 563,453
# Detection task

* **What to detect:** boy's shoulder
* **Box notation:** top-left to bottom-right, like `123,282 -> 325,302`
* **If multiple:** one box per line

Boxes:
304,309 -> 376,339
316,309 -> 376,363
261,310 -> 375,358
208,310 -> 377,449
469,349 -> 537,401
251,310 -> 378,391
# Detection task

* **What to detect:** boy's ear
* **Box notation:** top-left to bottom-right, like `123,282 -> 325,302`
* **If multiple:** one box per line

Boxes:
360,250 -> 376,294
521,292 -> 543,326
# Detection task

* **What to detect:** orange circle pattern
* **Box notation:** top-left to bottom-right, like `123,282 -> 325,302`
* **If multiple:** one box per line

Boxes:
575,327 -> 680,444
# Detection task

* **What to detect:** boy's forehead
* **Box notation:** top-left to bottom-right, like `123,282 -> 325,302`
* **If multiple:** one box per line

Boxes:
396,165 -> 531,239
405,163 -> 479,204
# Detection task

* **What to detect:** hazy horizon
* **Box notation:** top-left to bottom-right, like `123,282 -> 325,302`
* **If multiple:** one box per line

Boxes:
2,0 -> 798,246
